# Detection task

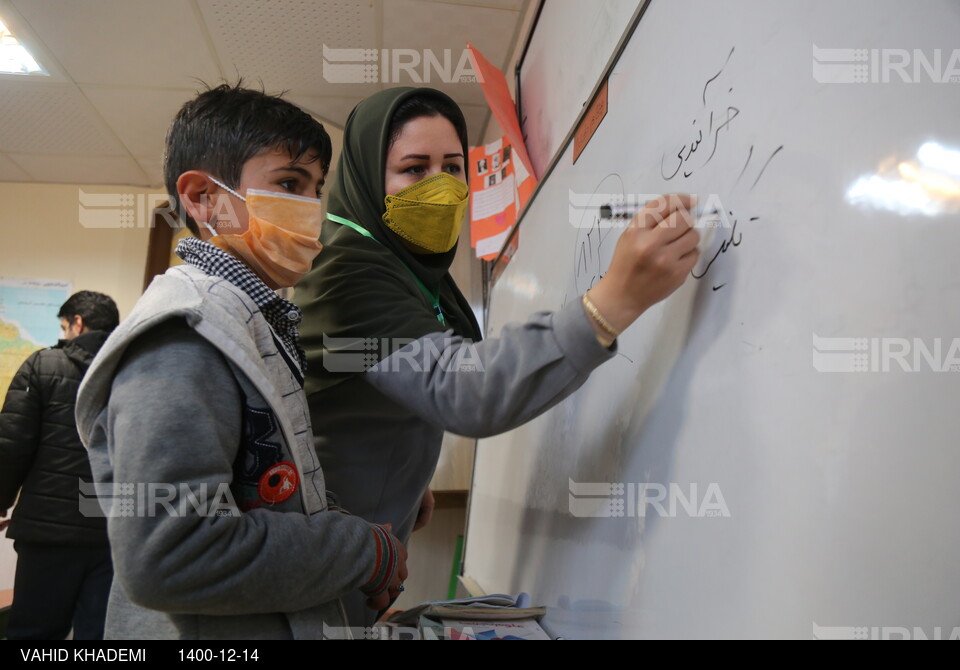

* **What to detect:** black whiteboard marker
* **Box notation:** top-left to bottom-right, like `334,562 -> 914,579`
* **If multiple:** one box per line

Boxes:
599,203 -> 717,220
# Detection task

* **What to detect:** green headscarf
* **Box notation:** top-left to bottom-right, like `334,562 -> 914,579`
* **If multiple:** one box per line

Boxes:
295,87 -> 483,396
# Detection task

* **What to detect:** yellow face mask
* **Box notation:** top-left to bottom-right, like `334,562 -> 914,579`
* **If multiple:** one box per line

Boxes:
203,179 -> 324,289
382,173 -> 469,254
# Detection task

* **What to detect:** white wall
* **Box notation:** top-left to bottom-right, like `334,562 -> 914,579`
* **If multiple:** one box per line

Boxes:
0,182 -> 159,318
0,181 -> 161,590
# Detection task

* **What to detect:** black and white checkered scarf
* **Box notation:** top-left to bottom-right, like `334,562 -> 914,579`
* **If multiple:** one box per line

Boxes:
175,237 -> 306,373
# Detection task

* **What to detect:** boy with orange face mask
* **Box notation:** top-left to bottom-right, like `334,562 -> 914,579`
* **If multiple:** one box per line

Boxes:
75,84 -> 407,640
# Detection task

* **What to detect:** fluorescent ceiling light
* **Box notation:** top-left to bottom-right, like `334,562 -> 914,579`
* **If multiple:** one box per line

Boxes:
0,16 -> 48,75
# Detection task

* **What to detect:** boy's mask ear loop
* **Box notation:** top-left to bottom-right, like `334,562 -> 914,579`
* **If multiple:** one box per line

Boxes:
202,176 -> 246,236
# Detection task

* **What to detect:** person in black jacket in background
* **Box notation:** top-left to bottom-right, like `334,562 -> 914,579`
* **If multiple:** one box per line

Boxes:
0,291 -> 119,640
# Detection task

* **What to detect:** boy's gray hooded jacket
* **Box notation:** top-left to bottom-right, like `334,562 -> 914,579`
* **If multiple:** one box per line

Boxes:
76,264 -> 386,640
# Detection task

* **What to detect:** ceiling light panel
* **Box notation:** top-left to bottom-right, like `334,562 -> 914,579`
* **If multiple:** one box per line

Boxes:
199,0 -> 380,98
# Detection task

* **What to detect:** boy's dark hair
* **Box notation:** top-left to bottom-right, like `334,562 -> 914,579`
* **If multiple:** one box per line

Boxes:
388,94 -> 469,152
58,291 -> 120,333
164,83 -> 333,236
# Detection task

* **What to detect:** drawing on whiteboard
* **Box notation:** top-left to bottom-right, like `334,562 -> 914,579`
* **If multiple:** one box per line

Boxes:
571,173 -> 624,296
566,172 -> 635,364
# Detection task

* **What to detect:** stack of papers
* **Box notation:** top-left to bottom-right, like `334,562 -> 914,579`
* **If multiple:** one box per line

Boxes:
388,593 -> 551,640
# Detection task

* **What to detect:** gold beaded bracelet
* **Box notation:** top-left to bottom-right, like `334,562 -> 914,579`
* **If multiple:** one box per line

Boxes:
582,292 -> 621,341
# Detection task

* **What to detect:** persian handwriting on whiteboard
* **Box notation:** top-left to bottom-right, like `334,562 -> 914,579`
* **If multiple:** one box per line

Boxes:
692,213 -> 759,283
657,46 -> 785,290
660,105 -> 741,180
691,142 -> 782,290
661,47 -> 740,181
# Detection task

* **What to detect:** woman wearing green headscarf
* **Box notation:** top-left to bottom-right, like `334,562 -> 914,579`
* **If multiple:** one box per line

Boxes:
295,87 -> 699,624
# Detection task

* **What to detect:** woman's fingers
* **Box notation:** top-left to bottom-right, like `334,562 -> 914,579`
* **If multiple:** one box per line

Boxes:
635,193 -> 698,230
668,224 -> 701,259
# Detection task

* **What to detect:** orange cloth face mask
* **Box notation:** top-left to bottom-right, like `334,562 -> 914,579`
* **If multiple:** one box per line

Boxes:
203,177 -> 324,288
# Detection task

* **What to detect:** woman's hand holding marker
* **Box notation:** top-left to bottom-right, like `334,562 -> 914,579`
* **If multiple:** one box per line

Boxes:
585,193 -> 701,342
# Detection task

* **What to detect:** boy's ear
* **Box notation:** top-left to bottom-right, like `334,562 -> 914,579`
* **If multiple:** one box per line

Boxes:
177,171 -> 216,234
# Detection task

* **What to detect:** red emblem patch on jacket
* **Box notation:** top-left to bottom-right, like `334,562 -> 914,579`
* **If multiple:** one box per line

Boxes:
258,462 -> 299,504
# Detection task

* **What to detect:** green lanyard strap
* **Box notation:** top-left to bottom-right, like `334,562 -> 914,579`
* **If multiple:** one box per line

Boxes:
327,213 -> 446,327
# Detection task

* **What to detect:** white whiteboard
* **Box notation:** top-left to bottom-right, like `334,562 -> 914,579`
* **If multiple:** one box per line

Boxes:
466,0 -> 960,639
518,0 -> 643,177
